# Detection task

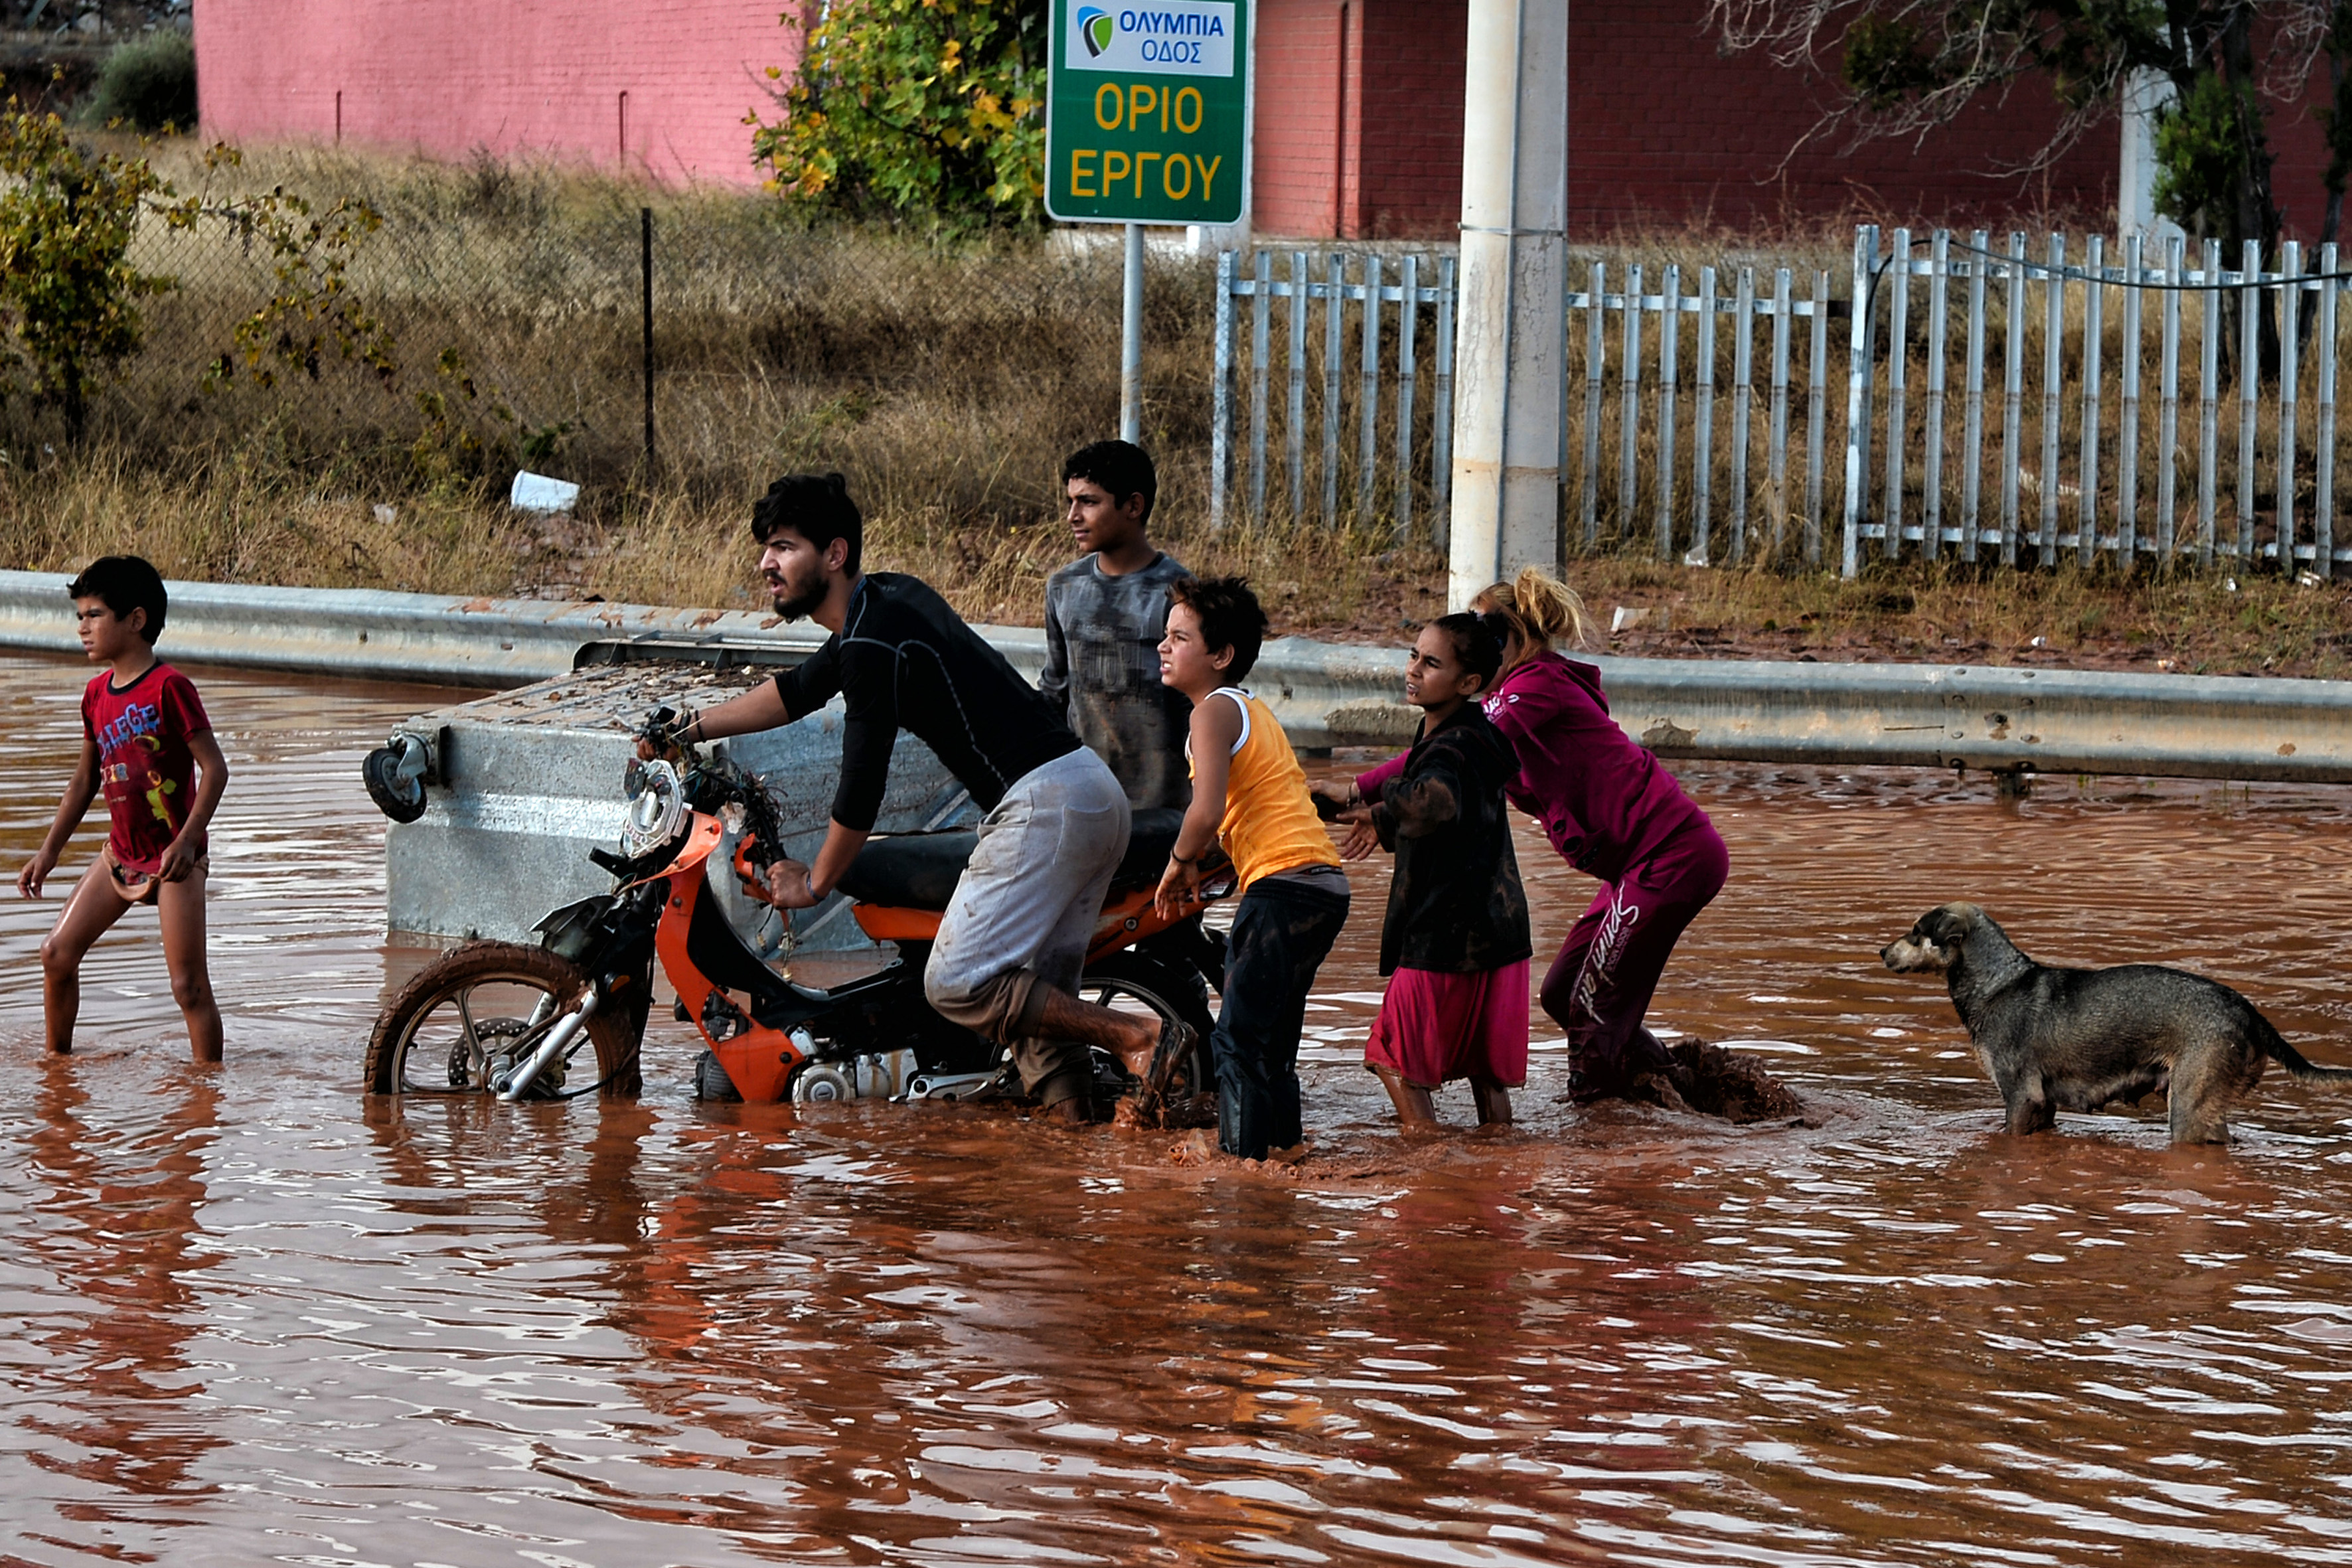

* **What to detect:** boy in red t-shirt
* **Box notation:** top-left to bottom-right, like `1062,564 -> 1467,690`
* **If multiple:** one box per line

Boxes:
17,556 -> 230,1061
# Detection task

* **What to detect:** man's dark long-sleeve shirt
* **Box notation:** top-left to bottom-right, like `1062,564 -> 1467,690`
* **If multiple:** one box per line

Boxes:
774,573 -> 1080,831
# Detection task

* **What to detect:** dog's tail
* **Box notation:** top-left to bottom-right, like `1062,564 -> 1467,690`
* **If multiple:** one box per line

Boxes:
2258,1017 -> 2352,1082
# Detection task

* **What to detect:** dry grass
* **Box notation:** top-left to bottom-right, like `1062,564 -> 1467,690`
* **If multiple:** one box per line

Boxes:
1565,551 -> 2352,679
0,145 -> 2338,676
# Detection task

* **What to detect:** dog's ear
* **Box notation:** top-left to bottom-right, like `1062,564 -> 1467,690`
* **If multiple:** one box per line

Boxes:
1927,903 -> 1976,945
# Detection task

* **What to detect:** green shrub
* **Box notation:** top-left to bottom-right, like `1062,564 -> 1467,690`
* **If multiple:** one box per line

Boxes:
88,32 -> 198,134
750,0 -> 1048,230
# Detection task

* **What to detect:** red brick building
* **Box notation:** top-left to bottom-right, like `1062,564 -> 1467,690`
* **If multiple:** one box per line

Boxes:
191,0 -> 2346,240
1250,0 -> 2344,241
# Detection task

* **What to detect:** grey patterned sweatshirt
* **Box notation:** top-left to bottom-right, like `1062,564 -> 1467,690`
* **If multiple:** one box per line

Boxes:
1038,550 -> 1193,811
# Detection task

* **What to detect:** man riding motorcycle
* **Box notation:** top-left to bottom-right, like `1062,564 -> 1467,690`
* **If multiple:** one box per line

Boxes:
646,473 -> 1184,1123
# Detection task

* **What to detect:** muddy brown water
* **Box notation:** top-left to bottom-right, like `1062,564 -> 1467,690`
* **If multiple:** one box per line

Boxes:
5,654 -> 2352,1565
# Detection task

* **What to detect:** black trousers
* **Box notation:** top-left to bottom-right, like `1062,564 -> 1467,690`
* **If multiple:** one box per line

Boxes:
1210,876 -> 1350,1160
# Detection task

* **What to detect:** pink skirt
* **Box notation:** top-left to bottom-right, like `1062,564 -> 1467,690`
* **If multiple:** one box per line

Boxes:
1364,962 -> 1531,1089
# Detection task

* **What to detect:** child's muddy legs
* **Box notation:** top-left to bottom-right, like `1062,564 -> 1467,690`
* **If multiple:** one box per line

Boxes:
40,872 -> 129,1056
1373,1065 -> 1443,1135
1470,1075 -> 1514,1131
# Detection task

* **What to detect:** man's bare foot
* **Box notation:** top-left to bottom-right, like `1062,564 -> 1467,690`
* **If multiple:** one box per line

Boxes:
1170,1128 -> 1220,1165
1265,1140 -> 1310,1166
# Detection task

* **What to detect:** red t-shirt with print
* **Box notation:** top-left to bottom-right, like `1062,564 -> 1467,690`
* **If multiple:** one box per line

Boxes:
82,662 -> 212,876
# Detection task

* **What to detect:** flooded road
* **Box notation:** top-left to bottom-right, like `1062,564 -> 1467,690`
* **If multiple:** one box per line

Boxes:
4,653 -> 2352,1565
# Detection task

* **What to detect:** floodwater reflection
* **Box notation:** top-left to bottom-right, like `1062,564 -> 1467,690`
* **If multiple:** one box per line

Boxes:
2,653 -> 2352,1562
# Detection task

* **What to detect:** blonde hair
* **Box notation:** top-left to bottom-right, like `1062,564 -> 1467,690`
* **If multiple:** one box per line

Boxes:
1472,567 -> 1597,666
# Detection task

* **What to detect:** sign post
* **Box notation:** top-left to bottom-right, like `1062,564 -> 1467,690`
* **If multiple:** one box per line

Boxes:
1048,1 -> 1252,440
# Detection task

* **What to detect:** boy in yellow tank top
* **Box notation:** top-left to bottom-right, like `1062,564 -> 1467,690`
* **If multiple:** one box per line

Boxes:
1154,577 -> 1350,1161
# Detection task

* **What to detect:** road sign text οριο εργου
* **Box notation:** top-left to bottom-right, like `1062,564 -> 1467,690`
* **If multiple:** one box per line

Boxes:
1046,0 -> 1249,225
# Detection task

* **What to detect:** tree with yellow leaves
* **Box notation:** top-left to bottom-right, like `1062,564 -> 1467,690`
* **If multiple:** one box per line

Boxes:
751,0 -> 1048,229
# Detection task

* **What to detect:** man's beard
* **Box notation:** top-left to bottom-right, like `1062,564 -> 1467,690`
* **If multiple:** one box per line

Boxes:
770,575 -> 826,620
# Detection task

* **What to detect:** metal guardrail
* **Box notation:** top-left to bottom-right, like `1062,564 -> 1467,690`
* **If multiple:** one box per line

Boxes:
1614,659 -> 2352,783
0,572 -> 832,688
2,570 -> 2347,781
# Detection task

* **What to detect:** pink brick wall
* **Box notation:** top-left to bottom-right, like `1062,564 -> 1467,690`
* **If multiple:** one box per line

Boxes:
194,1 -> 801,186
1354,0 -> 1465,238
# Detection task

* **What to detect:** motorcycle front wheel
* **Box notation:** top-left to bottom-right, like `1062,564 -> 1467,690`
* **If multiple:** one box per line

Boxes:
367,941 -> 641,1099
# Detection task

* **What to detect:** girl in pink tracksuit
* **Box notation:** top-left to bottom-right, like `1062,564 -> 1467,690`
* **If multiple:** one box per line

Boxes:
1470,569 -> 1729,1103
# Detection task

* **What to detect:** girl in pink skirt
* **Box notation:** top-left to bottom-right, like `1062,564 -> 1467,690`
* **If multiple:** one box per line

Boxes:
1327,613 -> 1532,1133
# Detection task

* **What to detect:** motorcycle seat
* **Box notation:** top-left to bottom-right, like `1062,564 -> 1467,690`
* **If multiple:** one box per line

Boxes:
836,808 -> 1188,912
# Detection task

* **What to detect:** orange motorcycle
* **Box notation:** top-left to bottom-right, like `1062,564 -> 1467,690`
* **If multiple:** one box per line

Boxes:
366,715 -> 1225,1112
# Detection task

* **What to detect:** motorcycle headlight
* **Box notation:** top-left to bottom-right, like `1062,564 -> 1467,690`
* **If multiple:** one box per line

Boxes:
622,758 -> 687,856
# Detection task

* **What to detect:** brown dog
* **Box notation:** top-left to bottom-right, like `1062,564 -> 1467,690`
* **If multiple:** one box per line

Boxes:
1881,902 -> 2352,1144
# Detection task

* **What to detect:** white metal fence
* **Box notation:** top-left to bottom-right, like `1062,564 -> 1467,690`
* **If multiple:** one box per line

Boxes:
1208,250 -> 1457,537
1845,225 -> 2352,578
1209,230 -> 2350,579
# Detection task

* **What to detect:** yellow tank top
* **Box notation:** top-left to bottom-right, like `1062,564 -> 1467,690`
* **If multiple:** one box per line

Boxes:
1190,687 -> 1341,890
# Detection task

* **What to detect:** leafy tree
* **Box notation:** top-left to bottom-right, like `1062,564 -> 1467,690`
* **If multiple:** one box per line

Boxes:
0,102 -> 393,443
0,107 -> 171,440
1705,0 -> 2335,256
750,0 -> 1050,228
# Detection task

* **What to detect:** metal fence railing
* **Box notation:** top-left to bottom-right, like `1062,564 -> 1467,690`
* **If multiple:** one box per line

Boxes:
1842,226 -> 2352,579
1204,246 -> 1838,562
1240,226 -> 2352,579
1208,249 -> 1457,538
1571,257 -> 1839,568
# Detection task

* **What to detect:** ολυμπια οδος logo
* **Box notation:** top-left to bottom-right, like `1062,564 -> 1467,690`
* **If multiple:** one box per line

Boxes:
1078,6 -> 1113,56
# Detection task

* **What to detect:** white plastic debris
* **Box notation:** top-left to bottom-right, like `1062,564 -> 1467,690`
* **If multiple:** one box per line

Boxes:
509,471 -> 580,515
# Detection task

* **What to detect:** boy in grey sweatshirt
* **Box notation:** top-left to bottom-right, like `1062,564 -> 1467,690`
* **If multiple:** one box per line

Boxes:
1039,441 -> 1192,813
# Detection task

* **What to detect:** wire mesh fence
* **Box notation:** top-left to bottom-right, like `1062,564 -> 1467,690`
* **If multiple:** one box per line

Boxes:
72,193 -> 2345,584
79,191 -> 1174,527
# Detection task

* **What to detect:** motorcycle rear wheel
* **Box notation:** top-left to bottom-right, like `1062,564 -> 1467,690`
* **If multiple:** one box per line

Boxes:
367,941 -> 641,1099
1079,952 -> 1217,1112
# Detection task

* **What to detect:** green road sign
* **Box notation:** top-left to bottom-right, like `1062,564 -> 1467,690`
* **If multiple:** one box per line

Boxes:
1045,0 -> 1250,225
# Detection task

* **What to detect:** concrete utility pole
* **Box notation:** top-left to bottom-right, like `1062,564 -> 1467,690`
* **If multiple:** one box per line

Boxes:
1447,0 -> 1569,609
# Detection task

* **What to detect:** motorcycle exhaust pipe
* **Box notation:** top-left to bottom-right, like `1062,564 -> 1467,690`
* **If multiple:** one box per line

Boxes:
495,988 -> 601,1102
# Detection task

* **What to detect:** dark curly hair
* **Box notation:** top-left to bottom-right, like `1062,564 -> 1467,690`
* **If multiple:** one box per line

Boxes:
1168,574 -> 1267,682
750,472 -> 862,576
